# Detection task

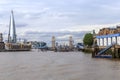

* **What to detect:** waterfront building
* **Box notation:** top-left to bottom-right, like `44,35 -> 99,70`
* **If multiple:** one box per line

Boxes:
31,41 -> 47,49
0,33 -> 5,51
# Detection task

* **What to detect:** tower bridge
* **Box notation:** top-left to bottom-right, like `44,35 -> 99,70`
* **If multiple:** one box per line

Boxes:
51,36 -> 74,52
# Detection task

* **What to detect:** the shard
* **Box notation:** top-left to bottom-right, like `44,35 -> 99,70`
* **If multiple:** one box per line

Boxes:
8,10 -> 17,43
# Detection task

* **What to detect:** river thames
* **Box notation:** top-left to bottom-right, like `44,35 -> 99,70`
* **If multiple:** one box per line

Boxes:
0,50 -> 120,80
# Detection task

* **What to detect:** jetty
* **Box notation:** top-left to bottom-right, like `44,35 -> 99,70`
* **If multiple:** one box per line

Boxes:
92,26 -> 120,58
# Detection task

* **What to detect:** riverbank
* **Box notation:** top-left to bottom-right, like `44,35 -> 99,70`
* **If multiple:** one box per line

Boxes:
83,47 -> 93,53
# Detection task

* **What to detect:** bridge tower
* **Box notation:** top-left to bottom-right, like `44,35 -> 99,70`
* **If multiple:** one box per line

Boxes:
52,36 -> 56,50
69,36 -> 73,50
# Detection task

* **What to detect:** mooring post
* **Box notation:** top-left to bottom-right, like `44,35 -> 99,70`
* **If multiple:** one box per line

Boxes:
118,48 -> 120,58
92,44 -> 99,58
113,45 -> 116,58
92,48 -> 95,58
116,48 -> 119,58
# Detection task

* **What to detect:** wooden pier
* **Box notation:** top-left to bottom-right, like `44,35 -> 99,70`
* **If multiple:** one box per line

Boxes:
93,26 -> 120,58
92,44 -> 120,58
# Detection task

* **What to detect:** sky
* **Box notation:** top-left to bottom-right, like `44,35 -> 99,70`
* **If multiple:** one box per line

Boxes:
0,0 -> 120,44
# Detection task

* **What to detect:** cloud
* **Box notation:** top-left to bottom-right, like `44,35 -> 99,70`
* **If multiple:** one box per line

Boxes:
16,23 -> 28,28
57,35 -> 73,40
1,0 -> 120,43
17,31 -> 89,44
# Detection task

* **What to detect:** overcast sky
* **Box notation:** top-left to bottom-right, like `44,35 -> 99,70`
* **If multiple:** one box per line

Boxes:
0,0 -> 120,44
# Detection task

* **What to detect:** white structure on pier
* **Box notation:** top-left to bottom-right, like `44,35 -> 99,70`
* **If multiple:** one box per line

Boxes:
96,27 -> 120,46
96,34 -> 120,46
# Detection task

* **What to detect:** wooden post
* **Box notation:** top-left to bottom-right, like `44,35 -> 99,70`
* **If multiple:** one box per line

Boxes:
92,43 -> 99,58
118,48 -> 120,58
113,45 -> 116,58
116,48 -> 119,58
92,48 -> 95,58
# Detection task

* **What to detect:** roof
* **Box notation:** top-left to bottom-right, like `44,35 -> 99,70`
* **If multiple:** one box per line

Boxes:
96,33 -> 120,38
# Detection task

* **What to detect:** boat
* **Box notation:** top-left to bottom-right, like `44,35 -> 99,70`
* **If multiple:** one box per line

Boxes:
5,43 -> 31,51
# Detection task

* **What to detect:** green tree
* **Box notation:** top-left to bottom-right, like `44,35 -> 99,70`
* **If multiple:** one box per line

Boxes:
83,33 -> 93,47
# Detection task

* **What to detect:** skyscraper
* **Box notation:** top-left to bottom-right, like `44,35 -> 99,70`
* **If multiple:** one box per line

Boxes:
8,10 -> 17,43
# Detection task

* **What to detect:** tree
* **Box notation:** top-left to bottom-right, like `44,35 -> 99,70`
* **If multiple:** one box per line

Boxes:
83,33 -> 93,47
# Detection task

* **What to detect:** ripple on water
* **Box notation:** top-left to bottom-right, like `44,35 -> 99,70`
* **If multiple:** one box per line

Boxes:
0,51 -> 120,80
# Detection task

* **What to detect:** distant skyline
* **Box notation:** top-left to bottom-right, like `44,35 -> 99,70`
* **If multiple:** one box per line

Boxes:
0,0 -> 120,42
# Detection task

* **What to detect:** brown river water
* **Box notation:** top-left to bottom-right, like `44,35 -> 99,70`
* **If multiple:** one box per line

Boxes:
0,50 -> 120,80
